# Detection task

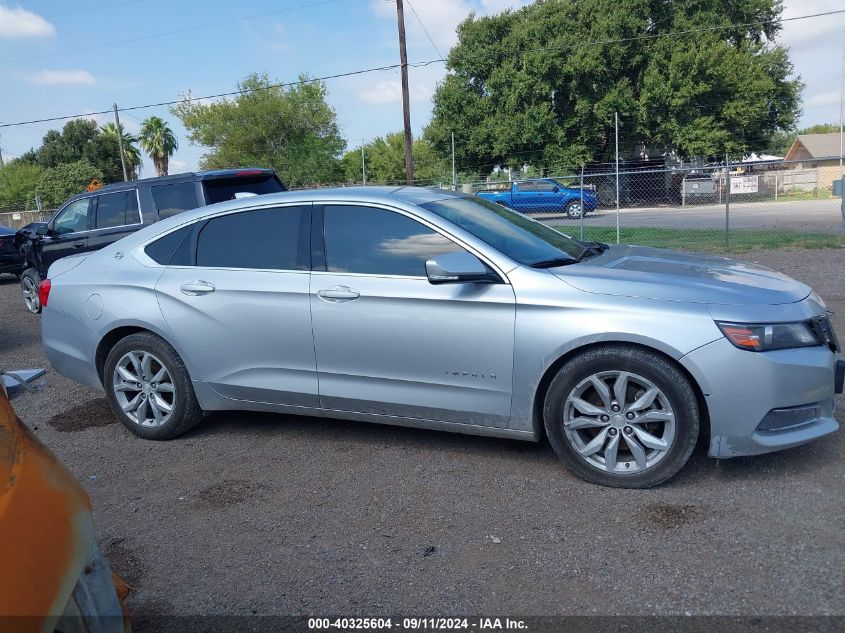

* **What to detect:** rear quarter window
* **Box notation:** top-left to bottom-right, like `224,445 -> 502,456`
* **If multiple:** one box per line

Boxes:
202,175 -> 286,205
144,225 -> 193,265
151,182 -> 200,220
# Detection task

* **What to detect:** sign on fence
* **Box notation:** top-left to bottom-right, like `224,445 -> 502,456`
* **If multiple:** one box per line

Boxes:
730,175 -> 759,194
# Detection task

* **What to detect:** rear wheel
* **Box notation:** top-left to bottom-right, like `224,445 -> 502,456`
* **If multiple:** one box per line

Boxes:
104,332 -> 204,440
564,199 -> 583,219
543,345 -> 699,488
20,268 -> 41,314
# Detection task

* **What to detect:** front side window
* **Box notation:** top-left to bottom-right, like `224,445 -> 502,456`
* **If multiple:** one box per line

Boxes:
195,206 -> 307,270
151,182 -> 199,220
53,198 -> 91,234
323,205 -> 464,276
421,196 -> 586,265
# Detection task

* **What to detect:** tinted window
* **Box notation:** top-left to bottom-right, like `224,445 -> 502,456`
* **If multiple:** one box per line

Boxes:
151,182 -> 199,220
324,205 -> 463,276
196,206 -> 307,270
96,191 -> 135,228
202,175 -> 286,205
144,225 -> 193,265
534,182 -> 556,192
515,182 -> 536,192
53,199 -> 91,234
421,196 -> 586,265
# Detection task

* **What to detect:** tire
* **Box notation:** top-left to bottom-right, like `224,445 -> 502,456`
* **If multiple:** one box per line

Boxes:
103,332 -> 204,440
543,345 -> 699,488
564,199 -> 583,219
20,268 -> 42,314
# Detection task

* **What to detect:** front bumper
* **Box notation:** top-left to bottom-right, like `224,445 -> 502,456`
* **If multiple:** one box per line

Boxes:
681,338 -> 841,458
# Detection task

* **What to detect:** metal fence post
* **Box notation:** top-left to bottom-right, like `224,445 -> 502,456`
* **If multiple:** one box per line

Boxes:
840,177 -> 845,234
725,155 -> 731,250
579,166 -> 585,241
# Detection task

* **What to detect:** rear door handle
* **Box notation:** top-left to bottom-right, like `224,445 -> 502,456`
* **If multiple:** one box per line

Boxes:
317,286 -> 360,302
180,281 -> 215,296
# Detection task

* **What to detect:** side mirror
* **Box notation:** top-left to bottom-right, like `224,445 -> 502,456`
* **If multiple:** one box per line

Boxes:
36,223 -> 50,236
553,186 -> 560,192
425,251 -> 499,285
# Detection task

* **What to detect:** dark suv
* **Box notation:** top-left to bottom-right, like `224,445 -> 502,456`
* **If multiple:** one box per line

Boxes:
18,168 -> 286,312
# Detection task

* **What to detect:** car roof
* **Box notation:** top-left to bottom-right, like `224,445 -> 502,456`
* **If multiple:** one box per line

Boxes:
94,167 -> 278,193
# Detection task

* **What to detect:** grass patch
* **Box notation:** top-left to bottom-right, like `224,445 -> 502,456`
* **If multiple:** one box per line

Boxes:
552,225 -> 845,253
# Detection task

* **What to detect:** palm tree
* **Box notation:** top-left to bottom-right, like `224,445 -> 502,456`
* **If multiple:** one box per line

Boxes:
100,122 -> 142,179
138,116 -> 178,177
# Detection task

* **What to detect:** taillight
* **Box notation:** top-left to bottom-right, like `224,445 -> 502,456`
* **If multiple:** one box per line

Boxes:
38,279 -> 51,308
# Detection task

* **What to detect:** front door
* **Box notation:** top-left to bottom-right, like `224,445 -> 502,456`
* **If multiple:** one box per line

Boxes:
155,204 -> 317,407
310,204 -> 516,428
41,197 -> 92,271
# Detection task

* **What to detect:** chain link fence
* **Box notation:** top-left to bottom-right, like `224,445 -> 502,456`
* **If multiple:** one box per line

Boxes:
0,210 -> 53,229
464,160 -> 845,253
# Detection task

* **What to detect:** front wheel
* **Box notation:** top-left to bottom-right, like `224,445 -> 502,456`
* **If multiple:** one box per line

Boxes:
104,332 -> 204,440
20,268 -> 42,313
543,345 -> 699,488
564,199 -> 583,219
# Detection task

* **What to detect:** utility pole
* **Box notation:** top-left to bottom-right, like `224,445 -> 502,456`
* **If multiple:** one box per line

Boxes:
614,111 -> 620,244
113,103 -> 129,182
839,29 -> 844,168
451,132 -> 456,190
395,0 -> 414,184
361,140 -> 367,185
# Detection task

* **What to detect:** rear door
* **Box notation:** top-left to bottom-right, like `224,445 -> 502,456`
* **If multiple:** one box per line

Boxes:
88,189 -> 142,251
41,197 -> 93,271
155,204 -> 317,407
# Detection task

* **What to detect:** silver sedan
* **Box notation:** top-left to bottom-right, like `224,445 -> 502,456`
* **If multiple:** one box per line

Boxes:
39,187 -> 843,487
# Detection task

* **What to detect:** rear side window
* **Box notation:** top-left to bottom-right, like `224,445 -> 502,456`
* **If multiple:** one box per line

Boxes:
96,190 -> 139,228
323,205 -> 463,276
151,182 -> 199,220
195,206 -> 308,270
202,175 -> 286,205
144,225 -> 193,265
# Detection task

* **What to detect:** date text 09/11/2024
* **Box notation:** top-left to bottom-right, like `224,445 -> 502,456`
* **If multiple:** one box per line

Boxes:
307,618 -> 528,630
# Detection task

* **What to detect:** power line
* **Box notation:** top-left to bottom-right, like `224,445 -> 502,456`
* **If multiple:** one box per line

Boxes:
44,0 -> 145,18
405,0 -> 444,59
0,0 -> 349,65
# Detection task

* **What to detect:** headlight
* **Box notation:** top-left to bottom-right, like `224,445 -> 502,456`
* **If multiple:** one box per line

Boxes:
716,321 -> 821,352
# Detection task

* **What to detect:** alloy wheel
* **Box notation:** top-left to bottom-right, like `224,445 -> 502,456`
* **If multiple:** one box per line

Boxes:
21,276 -> 39,313
112,351 -> 177,428
562,370 -> 675,474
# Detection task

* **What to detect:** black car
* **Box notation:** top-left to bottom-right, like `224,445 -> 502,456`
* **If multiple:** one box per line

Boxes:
18,168 -> 286,313
0,224 -> 26,276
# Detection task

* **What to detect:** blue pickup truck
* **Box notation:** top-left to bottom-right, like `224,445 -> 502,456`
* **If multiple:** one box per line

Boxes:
476,178 -> 598,218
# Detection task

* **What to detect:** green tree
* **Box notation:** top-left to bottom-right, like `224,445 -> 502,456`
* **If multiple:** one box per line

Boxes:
99,122 -> 142,179
34,160 -> 103,208
342,132 -> 450,184
138,116 -> 179,177
0,161 -> 44,209
427,0 -> 801,175
172,73 -> 346,187
29,119 -> 138,183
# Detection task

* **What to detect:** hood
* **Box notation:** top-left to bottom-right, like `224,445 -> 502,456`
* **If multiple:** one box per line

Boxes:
551,244 -> 810,306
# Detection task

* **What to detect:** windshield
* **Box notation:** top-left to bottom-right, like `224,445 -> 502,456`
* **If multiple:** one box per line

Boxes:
420,196 -> 586,266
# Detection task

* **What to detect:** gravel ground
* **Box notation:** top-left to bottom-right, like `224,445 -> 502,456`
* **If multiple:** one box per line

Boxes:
1,248 -> 844,622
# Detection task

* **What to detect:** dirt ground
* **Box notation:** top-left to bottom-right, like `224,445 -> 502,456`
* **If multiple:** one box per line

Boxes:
1,248 -> 843,624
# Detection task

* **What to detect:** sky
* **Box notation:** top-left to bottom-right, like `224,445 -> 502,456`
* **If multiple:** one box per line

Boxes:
0,0 -> 843,177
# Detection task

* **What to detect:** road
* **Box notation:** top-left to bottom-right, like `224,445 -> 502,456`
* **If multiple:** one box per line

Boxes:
1,248 -> 844,625
537,197 -> 844,232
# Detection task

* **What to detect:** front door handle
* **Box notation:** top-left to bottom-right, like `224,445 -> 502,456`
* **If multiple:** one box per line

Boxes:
180,281 -> 215,296
317,286 -> 360,302
72,242 -> 85,249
